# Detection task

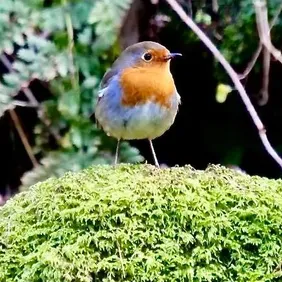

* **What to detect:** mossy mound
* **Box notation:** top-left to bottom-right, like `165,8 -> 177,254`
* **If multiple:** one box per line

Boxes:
1,164 -> 282,281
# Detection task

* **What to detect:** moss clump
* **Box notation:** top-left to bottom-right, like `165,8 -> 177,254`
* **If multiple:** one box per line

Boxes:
0,164 -> 282,281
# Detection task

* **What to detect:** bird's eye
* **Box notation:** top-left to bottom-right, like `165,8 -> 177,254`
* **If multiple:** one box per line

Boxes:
142,52 -> 153,62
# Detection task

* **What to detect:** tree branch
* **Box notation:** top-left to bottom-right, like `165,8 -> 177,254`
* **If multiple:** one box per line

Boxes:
240,1 -> 282,105
259,45 -> 270,106
238,44 -> 262,80
254,0 -> 282,64
12,101 -> 39,108
9,109 -> 39,168
165,0 -> 282,169
239,2 -> 282,80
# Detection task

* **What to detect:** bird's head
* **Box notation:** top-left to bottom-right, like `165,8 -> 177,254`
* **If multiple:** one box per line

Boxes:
113,41 -> 182,72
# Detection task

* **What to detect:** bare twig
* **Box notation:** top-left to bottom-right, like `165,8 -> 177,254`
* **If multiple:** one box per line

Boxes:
166,0 -> 282,169
187,0 -> 193,18
258,45 -> 270,106
254,0 -> 270,106
62,0 -> 80,93
12,101 -> 38,108
240,2 -> 282,105
239,2 -> 282,80
238,45 -> 262,79
254,0 -> 282,64
271,3 -> 282,26
63,2 -> 75,75
9,109 -> 39,167
0,99 -> 37,108
212,0 -> 219,13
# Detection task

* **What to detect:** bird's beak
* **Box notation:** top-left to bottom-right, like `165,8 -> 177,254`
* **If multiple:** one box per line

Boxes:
164,53 -> 182,61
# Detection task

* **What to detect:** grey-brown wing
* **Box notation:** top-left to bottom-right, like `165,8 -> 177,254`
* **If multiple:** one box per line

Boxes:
92,68 -> 118,128
91,54 -> 122,126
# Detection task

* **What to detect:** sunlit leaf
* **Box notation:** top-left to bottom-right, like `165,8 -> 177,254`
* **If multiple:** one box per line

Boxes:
216,83 -> 233,103
18,48 -> 37,63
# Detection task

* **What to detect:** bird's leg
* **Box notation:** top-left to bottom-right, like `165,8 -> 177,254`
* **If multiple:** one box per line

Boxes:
114,139 -> 120,166
148,139 -> 160,168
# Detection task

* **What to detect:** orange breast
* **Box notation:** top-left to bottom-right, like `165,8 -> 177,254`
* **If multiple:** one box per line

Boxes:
119,65 -> 175,108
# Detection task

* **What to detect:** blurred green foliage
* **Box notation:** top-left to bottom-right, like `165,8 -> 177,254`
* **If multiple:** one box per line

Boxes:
191,0 -> 282,70
1,0 -> 282,185
0,0 -> 143,186
217,0 -> 282,66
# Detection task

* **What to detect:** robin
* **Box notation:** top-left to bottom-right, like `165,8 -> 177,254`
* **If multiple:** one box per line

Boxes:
95,41 -> 181,167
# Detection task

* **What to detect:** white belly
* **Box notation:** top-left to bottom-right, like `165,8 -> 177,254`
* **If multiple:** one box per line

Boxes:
120,101 -> 178,140
97,94 -> 180,140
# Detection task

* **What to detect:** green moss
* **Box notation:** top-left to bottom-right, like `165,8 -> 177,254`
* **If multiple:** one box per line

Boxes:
1,164 -> 282,281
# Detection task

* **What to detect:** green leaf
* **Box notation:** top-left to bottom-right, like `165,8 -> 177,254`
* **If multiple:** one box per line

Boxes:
2,40 -> 14,54
13,33 -> 25,46
0,92 -> 12,117
82,76 -> 98,89
55,53 -> 70,77
120,142 -> 144,164
78,27 -> 92,45
3,73 -> 22,88
58,89 -> 80,116
195,10 -> 212,25
70,126 -> 83,148
216,83 -> 233,103
17,48 -> 37,63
